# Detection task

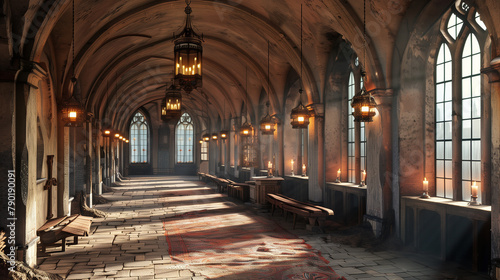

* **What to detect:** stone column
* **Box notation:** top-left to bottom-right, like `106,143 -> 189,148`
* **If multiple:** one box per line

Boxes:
224,136 -> 230,176
94,122 -> 102,194
365,89 -> 393,238
13,61 -> 47,267
168,123 -> 176,172
86,121 -> 93,207
0,69 -> 17,235
274,117 -> 282,177
234,125 -> 240,178
105,135 -> 111,186
481,58 -> 500,276
307,104 -> 324,202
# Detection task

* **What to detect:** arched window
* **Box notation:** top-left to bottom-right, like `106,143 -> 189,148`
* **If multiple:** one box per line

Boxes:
346,59 -> 367,184
433,1 -> 489,203
435,43 -> 453,198
130,112 -> 149,163
461,33 -> 482,199
347,72 -> 356,182
176,113 -> 194,163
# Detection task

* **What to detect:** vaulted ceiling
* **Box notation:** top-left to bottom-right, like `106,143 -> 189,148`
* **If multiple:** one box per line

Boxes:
32,0 -> 415,131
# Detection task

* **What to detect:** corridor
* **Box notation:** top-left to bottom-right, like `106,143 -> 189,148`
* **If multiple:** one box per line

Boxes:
36,176 -> 488,280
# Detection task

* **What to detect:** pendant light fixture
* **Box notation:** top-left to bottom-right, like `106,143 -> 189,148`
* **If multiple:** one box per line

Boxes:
162,83 -> 183,122
240,67 -> 253,137
173,0 -> 203,93
203,133 -> 210,142
61,0 -> 86,127
290,4 -> 310,129
351,0 -> 377,122
260,41 -> 275,135
240,120 -> 253,137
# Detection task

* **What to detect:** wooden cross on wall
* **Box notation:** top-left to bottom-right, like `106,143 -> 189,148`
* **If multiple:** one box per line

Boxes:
44,155 -> 57,220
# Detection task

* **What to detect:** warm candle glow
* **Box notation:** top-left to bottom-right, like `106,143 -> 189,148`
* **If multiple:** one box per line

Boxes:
362,170 -> 367,182
337,169 -> 341,178
243,130 -> 249,135
361,106 -> 369,113
268,161 -> 272,169
298,116 -> 304,123
471,181 -> 478,197
423,177 -> 429,192
114,133 -> 120,138
265,125 -> 271,130
302,164 -> 306,174
69,111 -> 77,119
104,130 -> 111,135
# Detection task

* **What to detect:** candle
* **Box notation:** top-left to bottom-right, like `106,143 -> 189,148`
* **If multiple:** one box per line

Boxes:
291,159 -> 294,173
362,170 -> 367,182
337,169 -> 341,178
471,181 -> 478,197
268,161 -> 272,169
302,164 -> 306,176
423,177 -> 429,192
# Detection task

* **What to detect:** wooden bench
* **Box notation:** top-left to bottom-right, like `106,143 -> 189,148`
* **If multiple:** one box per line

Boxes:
37,214 -> 92,252
197,172 -> 207,182
266,193 -> 334,229
227,180 -> 250,202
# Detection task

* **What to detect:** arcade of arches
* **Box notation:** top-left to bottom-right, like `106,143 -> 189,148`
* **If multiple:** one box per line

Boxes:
1,0 -> 500,278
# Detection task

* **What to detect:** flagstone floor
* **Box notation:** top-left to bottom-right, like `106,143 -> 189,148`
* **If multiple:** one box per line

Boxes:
36,176 -> 489,280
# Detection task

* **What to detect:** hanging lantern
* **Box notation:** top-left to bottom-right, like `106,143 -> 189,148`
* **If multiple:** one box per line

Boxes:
260,114 -> 275,135
220,130 -> 229,140
61,95 -> 86,127
290,6 -> 310,129
103,128 -> 112,137
260,101 -> 275,135
173,0 -> 203,93
212,133 -> 218,140
351,86 -> 377,122
161,97 -> 168,122
290,90 -> 310,129
162,84 -> 183,122
240,121 -> 253,137
203,133 -> 210,142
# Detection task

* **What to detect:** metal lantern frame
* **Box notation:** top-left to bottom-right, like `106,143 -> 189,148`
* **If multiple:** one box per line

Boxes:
260,112 -> 275,135
350,0 -> 377,123
240,121 -> 253,137
290,92 -> 310,129
162,84 -> 183,122
220,130 -> 229,140
173,0 -> 203,93
61,94 -> 86,127
202,133 -> 210,142
351,87 -> 377,122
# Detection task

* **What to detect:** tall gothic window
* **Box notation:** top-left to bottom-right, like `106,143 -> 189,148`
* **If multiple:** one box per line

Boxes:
176,113 -> 194,163
435,43 -> 453,198
347,58 -> 367,184
347,72 -> 356,182
434,1 -> 488,202
130,112 -> 149,163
